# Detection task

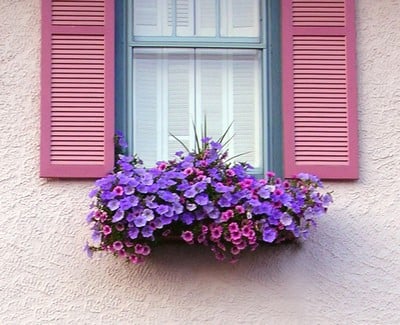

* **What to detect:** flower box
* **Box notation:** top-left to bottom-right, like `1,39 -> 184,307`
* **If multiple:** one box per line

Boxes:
85,133 -> 332,264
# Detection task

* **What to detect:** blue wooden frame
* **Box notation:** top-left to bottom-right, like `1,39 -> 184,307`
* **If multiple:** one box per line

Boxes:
115,0 -> 282,176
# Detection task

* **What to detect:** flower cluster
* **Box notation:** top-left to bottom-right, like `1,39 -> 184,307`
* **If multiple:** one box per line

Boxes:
85,136 -> 332,264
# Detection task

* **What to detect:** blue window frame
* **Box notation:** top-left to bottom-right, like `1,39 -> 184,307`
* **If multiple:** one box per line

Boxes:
116,0 -> 282,176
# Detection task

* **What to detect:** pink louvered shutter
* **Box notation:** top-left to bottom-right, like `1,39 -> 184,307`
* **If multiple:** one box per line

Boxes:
281,0 -> 358,179
41,0 -> 114,178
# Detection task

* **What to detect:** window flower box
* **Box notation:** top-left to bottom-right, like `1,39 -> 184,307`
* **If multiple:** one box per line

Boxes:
85,133 -> 332,264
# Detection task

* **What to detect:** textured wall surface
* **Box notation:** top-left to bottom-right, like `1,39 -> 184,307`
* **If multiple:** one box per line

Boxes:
0,1 -> 399,324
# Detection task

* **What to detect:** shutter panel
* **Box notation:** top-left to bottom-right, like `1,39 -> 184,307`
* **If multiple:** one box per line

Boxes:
281,0 -> 358,179
41,0 -> 114,178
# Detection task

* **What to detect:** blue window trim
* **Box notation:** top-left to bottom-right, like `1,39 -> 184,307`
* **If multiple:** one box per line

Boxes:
115,0 -> 282,177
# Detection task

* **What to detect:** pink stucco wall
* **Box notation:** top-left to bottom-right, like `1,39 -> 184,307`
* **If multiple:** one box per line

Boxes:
0,1 -> 399,323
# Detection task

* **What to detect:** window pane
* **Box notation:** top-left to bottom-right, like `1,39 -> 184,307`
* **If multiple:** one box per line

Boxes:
133,0 -> 172,36
220,0 -> 260,37
196,49 -> 262,168
133,0 -> 260,39
132,48 -> 262,169
176,0 -> 216,37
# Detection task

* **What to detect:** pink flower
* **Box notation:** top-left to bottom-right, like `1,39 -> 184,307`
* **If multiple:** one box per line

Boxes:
201,225 -> 208,234
142,245 -> 151,256
228,222 -> 239,233
197,233 -> 206,244
231,246 -> 240,255
226,169 -> 236,177
113,241 -> 123,251
183,167 -> 194,176
117,249 -> 127,257
241,225 -> 251,237
129,255 -> 141,264
239,178 -> 253,189
235,205 -> 245,214
230,230 -> 242,241
113,185 -> 124,196
214,251 -> 225,261
266,171 -> 275,178
134,244 -> 144,254
103,225 -> 112,236
237,241 -> 247,250
221,209 -> 234,221
210,226 -> 223,240
158,162 -> 167,170
181,230 -> 194,243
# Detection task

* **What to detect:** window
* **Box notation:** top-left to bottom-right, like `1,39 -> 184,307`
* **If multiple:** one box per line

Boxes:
116,0 -> 276,175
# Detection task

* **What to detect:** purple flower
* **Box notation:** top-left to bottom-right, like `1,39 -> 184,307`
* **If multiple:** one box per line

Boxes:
215,182 -> 231,193
142,209 -> 155,221
134,215 -> 147,227
120,197 -> 133,211
208,210 -> 220,220
183,187 -> 197,198
83,242 -> 93,258
280,213 -> 292,226
128,227 -> 139,239
112,209 -> 124,223
186,203 -> 197,211
181,212 -> 194,225
156,205 -> 169,215
194,193 -> 209,206
91,230 -> 101,245
258,186 -> 272,199
262,227 -> 277,243
141,225 -> 154,238
159,190 -> 179,203
173,202 -> 184,214
107,199 -> 120,211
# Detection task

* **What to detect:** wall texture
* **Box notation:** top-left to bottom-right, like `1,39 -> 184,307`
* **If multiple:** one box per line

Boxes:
0,1 -> 399,324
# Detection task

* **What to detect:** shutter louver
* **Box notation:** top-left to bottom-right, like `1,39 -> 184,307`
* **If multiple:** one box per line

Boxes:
282,0 -> 358,179
41,0 -> 114,178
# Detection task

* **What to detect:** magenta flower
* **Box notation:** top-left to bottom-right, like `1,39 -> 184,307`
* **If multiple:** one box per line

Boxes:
113,186 -> 124,196
142,245 -> 151,256
228,222 -> 239,233
134,244 -> 144,255
181,230 -> 194,243
103,225 -> 112,236
210,226 -> 223,240
113,241 -> 123,251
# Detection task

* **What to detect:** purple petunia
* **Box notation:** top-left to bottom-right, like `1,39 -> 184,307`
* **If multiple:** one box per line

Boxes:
262,227 -> 277,243
133,215 -> 147,227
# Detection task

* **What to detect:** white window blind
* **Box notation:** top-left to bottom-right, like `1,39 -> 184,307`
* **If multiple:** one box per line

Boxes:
133,48 -> 261,168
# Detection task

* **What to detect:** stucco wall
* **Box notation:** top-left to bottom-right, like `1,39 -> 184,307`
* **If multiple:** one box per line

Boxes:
1,1 -> 399,324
